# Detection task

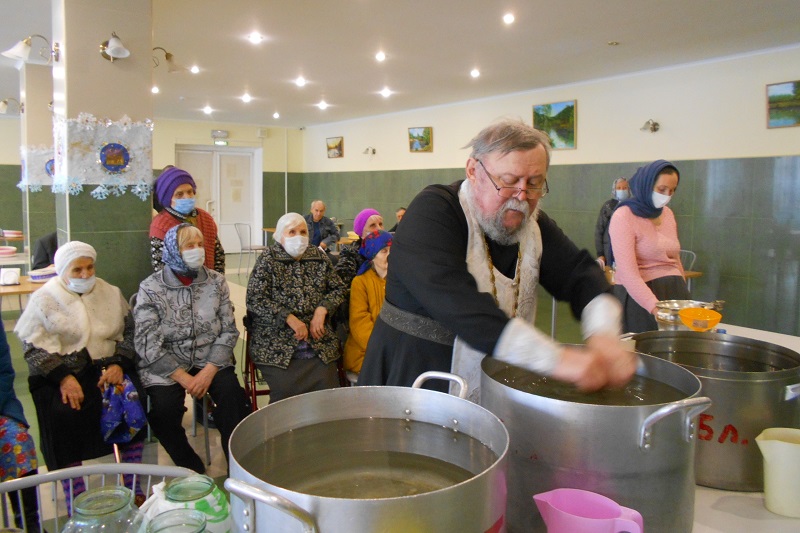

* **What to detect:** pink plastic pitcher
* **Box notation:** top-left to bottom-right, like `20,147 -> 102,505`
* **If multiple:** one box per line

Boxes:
533,488 -> 643,533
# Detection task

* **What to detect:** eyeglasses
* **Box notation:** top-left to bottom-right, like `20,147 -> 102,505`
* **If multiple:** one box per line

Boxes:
477,160 -> 549,199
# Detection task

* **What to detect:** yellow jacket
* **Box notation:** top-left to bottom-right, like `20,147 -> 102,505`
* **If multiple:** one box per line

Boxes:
343,268 -> 386,372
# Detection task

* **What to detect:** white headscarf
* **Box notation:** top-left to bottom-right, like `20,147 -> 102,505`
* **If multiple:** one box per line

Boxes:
54,241 -> 96,276
274,212 -> 307,243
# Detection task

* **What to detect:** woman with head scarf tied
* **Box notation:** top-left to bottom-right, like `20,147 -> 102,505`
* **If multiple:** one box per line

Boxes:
246,213 -> 347,402
594,177 -> 629,268
334,208 -> 384,288
343,230 -> 392,375
609,160 -> 690,333
135,224 -> 249,474
14,241 -> 147,508
149,166 -> 225,274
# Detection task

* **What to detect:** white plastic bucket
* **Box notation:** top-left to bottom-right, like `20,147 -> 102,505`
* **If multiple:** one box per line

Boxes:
755,428 -> 800,518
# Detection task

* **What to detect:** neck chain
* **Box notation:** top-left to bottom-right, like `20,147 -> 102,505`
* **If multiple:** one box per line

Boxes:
483,237 -> 522,317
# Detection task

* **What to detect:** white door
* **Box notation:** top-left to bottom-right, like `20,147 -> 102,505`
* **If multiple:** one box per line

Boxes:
175,146 -> 262,254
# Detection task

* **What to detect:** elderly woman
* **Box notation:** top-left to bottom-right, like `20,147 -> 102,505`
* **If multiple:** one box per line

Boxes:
594,177 -> 629,268
135,224 -> 249,474
246,213 -> 347,402
609,160 -> 690,333
343,230 -> 392,375
334,208 -> 384,288
14,241 -> 146,507
149,166 -> 225,274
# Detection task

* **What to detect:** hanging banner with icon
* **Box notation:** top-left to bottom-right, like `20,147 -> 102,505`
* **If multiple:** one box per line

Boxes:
17,145 -> 55,192
52,113 -> 154,200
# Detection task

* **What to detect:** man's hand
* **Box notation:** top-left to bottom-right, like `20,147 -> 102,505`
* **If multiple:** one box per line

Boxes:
185,365 -> 218,399
551,336 -> 637,392
287,314 -> 309,341
309,307 -> 328,340
60,375 -> 85,410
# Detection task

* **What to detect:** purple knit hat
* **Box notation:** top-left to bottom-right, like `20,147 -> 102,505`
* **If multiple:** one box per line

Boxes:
353,208 -> 381,238
154,167 -> 196,210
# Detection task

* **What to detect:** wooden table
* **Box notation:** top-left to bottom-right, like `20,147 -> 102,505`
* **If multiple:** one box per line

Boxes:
604,266 -> 702,286
0,276 -> 43,312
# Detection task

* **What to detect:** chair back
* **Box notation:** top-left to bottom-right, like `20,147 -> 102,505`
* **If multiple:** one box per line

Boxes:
234,223 -> 251,253
679,249 -> 697,271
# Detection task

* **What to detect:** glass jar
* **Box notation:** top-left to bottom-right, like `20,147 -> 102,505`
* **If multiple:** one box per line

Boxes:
160,474 -> 231,533
61,486 -> 147,533
147,509 -> 206,533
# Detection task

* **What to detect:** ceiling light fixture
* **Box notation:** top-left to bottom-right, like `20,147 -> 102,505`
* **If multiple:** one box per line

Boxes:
272,112 -> 280,119
375,51 -> 386,62
503,13 -> 515,24
0,98 -> 23,114
640,119 -> 660,133
190,65 -> 200,74
317,100 -> 329,110
470,68 -> 481,78
241,93 -> 252,103
248,32 -> 264,44
608,41 -> 620,46
379,87 -> 392,98
203,105 -> 213,115
295,76 -> 307,87
2,34 -> 58,63
151,86 -> 160,94
363,147 -> 376,155
100,32 -> 130,62
152,46 -> 188,73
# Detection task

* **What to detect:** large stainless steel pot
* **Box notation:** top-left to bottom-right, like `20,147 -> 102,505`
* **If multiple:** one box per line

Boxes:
481,353 -> 710,533
632,330 -> 800,491
225,372 -> 509,533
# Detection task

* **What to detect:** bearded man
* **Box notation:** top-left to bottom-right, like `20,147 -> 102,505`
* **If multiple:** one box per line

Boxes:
358,120 -> 636,399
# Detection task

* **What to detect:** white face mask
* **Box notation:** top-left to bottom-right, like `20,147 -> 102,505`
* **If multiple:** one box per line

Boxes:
651,191 -> 672,209
614,189 -> 630,201
283,235 -> 309,258
67,275 -> 96,294
182,248 -> 205,269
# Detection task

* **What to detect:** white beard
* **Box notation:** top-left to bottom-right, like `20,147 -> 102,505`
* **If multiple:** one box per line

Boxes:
465,185 -> 539,245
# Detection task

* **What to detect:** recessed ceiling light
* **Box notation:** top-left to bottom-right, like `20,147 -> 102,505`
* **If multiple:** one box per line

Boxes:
379,87 -> 392,98
470,68 -> 481,78
295,76 -> 306,87
241,93 -> 252,103
203,105 -> 213,114
375,51 -> 386,62
317,100 -> 329,110
503,13 -> 515,24
273,112 -> 280,119
190,65 -> 200,74
248,32 -> 263,44
151,86 -> 159,94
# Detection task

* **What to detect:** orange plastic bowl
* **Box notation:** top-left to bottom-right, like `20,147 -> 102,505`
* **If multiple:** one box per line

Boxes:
679,308 -> 722,332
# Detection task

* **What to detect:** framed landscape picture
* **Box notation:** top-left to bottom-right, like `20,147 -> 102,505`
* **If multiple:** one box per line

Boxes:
767,81 -> 800,129
326,136 -> 344,158
532,100 -> 576,149
408,127 -> 433,152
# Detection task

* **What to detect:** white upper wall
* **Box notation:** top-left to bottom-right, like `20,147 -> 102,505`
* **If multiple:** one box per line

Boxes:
302,45 -> 800,172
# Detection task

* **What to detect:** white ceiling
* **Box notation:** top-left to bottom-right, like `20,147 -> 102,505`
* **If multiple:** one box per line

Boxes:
2,0 -> 800,127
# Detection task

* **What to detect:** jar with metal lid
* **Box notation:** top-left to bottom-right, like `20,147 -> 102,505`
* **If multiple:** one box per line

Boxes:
147,509 -> 206,533
61,486 -> 147,532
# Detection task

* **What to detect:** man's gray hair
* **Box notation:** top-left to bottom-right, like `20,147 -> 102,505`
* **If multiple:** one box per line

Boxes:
463,119 -> 552,168
310,199 -> 325,209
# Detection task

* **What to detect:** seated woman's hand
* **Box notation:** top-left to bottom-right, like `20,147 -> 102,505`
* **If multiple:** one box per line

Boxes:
287,314 -> 309,341
60,375 -> 85,410
97,363 -> 124,389
186,365 -> 218,399
309,307 -> 328,340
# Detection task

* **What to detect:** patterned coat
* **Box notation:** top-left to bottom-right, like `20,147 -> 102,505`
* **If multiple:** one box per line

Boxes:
246,243 -> 346,368
134,266 -> 239,387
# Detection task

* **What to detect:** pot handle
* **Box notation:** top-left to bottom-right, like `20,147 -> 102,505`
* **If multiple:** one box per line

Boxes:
785,383 -> 800,401
412,371 -> 469,399
224,478 -> 318,533
638,396 -> 712,450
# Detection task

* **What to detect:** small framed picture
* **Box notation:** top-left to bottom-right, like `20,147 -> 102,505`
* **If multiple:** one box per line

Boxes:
767,81 -> 800,129
533,100 -> 577,150
326,136 -> 344,158
408,127 -> 433,152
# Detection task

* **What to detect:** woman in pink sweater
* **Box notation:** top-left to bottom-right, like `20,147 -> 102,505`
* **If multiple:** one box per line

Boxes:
609,160 -> 689,332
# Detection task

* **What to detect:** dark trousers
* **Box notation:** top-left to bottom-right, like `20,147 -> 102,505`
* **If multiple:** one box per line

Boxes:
145,366 -> 250,474
8,469 -> 41,531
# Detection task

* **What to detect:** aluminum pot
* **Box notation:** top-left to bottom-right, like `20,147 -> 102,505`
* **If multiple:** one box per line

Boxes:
655,299 -> 724,331
225,372 -> 509,533
632,330 -> 800,491
481,353 -> 710,533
